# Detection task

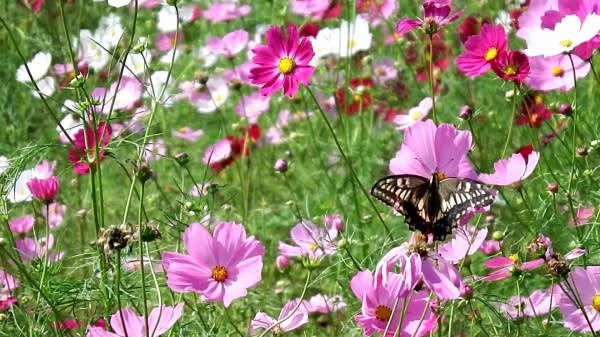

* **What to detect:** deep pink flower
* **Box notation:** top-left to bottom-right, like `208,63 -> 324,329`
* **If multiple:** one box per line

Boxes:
27,176 -> 59,203
396,1 -> 464,36
207,29 -> 249,58
491,50 -> 530,84
351,270 -> 437,337
526,54 -> 590,91
0,296 -> 17,311
478,151 -> 540,186
323,214 -> 344,231
202,2 -> 251,23
68,121 -> 112,175
483,255 -> 544,282
558,266 -> 600,332
249,299 -> 309,335
161,222 -> 264,307
456,24 -> 508,78
278,220 -> 338,261
438,225 -> 488,264
86,304 -> 183,337
8,214 -> 34,234
22,0 -> 44,13
479,239 -> 501,255
249,25 -> 315,97
389,119 -> 477,179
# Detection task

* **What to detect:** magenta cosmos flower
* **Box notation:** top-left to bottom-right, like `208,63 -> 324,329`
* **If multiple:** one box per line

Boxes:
161,222 -> 264,308
249,25 -> 315,97
86,303 -> 183,337
389,119 -> 477,179
456,23 -> 508,78
526,54 -> 590,92
351,270 -> 437,337
396,1 -> 464,36
8,214 -> 34,234
478,150 -> 540,186
491,50 -> 530,84
68,121 -> 112,175
27,175 -> 59,204
249,299 -> 309,335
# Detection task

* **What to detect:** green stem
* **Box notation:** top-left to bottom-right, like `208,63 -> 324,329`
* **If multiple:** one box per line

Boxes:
566,53 -> 578,201
115,249 -> 130,337
428,34 -> 437,123
501,82 -> 518,158
138,182 -> 150,337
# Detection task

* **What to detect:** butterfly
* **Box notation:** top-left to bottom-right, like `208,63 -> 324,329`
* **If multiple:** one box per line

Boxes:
371,172 -> 495,241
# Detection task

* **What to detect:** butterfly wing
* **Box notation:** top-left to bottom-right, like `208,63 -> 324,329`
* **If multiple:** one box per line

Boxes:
370,175 -> 432,233
430,178 -> 495,240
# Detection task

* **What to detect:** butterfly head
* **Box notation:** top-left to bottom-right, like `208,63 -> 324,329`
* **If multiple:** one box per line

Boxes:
429,170 -> 447,189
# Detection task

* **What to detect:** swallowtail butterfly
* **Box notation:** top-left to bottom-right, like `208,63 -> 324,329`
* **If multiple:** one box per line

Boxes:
371,172 -> 495,241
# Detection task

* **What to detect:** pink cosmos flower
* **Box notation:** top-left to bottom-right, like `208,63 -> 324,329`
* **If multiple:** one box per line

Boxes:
357,0 -> 397,25
516,0 -> 559,41
34,160 -> 56,178
323,214 -> 344,231
0,269 -> 19,299
15,235 -> 64,262
478,151 -> 540,186
203,138 -> 233,166
393,97 -> 432,130
278,220 -> 338,261
372,58 -> 398,84
479,239 -> 501,255
171,127 -> 204,142
207,29 -> 249,58
249,299 -> 309,335
27,176 -> 59,204
438,225 -> 488,264
570,207 -> 595,227
290,0 -> 331,19
161,222 -> 264,307
86,303 -> 183,337
68,121 -> 112,175
92,77 -> 142,113
223,61 -> 255,86
156,31 -> 184,53
389,119 -> 477,179
22,0 -> 44,13
0,296 -> 17,311
202,3 -> 251,23
304,294 -> 346,314
144,138 -> 167,163
526,54 -> 590,92
351,270 -> 437,337
396,1 -> 464,36
235,91 -> 270,123
558,266 -> 600,332
8,214 -> 34,234
491,50 -> 530,84
250,25 -> 315,97
483,255 -> 545,282
377,239 -> 463,300
456,24 -> 508,78
499,286 -> 559,319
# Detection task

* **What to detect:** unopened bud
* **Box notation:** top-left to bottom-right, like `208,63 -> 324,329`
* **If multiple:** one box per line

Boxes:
459,105 -> 472,120
175,152 -> 189,166
194,71 -> 209,85
70,73 -> 86,88
559,103 -> 572,116
140,224 -> 161,243
492,231 -> 504,241
276,255 -> 290,269
136,162 -> 153,184
132,40 -> 146,54
166,0 -> 178,5
274,159 -> 288,173
577,147 -> 588,156
547,182 -> 559,194
228,79 -> 242,91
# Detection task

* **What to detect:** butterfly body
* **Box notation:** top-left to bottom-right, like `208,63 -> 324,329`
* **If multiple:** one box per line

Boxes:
371,172 -> 494,241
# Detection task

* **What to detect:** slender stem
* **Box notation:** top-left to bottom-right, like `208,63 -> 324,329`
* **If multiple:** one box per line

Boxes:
115,250 -> 130,337
224,306 -> 244,337
138,182 -> 150,337
257,270 -> 313,337
566,53 -> 578,200
501,82 -> 518,158
305,87 -> 393,240
428,34 -> 437,123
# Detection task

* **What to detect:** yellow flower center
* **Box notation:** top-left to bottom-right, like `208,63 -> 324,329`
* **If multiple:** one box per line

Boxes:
534,95 -> 543,104
592,294 -> 600,312
484,47 -> 498,61
211,265 -> 228,282
348,39 -> 357,50
411,111 -> 422,121
504,64 -> 518,76
353,94 -> 362,102
560,39 -> 573,47
509,254 -> 519,263
307,242 -> 319,252
551,65 -> 564,77
278,57 -> 296,75
375,305 -> 392,321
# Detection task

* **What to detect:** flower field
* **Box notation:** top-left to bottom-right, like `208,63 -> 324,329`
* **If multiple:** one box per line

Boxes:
2,0 -> 600,336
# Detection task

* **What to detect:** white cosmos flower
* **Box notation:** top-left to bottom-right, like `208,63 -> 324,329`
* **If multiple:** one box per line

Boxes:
16,52 -> 52,83
334,16 -> 372,58
393,97 -> 433,130
7,169 -> 36,203
525,14 -> 600,57
98,13 -> 124,48
79,29 -> 111,71
195,77 -> 229,114
108,0 -> 131,7
0,156 -> 9,176
35,76 -> 56,97
310,28 -> 337,66
125,49 -> 151,76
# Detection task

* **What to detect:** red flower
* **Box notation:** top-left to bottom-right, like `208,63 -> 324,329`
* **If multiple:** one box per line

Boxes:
68,121 -> 112,175
335,78 -> 374,115
491,50 -> 530,84
457,16 -> 491,43
516,145 -> 535,163
516,93 -> 552,128
300,22 -> 320,38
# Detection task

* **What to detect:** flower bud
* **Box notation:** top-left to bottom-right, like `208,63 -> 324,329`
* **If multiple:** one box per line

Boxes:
559,103 -> 572,116
136,162 -> 153,184
577,147 -> 588,156
140,224 -> 161,243
175,152 -> 189,167
276,255 -> 290,269
274,159 -> 288,173
459,105 -> 472,120
492,231 -> 504,241
324,214 -> 344,231
547,182 -> 559,194
166,0 -> 178,5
